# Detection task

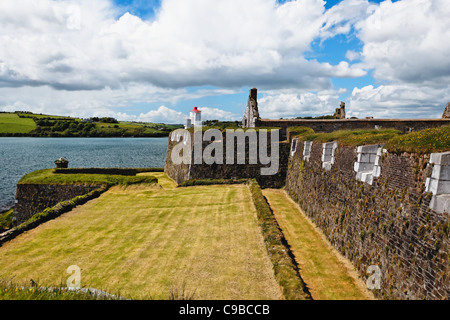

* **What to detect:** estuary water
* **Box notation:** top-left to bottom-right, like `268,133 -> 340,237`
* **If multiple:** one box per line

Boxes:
0,137 -> 168,212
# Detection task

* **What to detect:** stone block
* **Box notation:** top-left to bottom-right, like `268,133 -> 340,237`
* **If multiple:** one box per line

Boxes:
425,178 -> 450,195
357,144 -> 380,154
357,153 -> 371,163
354,162 -> 375,172
431,164 -> 450,181
429,194 -> 450,213
430,151 -> 450,166
372,165 -> 381,177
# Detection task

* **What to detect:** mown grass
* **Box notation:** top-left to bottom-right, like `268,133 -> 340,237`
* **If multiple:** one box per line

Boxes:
0,113 -> 36,133
0,183 -> 281,300
262,189 -> 374,300
18,169 -> 157,186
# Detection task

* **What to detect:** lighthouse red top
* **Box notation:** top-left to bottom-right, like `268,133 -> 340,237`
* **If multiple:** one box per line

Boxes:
191,107 -> 201,113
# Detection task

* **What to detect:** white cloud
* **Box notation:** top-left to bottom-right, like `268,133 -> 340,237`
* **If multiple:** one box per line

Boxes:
135,106 -> 186,123
355,0 -> 450,86
345,50 -> 360,62
0,0 -> 365,92
347,84 -> 450,119
258,89 -> 341,119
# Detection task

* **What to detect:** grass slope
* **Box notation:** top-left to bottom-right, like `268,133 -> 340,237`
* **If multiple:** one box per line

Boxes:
0,183 -> 281,300
262,189 -> 374,300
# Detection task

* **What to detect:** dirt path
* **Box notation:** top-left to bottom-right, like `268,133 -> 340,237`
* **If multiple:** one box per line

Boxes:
263,188 -> 375,300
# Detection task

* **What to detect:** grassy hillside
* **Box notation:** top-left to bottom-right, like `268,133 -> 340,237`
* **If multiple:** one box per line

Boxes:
0,183 -> 282,300
0,112 -> 181,137
0,113 -> 37,133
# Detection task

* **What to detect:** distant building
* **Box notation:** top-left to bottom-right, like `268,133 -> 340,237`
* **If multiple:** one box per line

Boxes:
185,107 -> 202,129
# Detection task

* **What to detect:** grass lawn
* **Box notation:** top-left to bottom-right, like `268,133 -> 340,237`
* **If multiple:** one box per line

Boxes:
0,183 -> 281,300
0,113 -> 37,133
262,189 -> 374,300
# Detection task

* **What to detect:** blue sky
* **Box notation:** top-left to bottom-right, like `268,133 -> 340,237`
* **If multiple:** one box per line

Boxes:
0,0 -> 448,122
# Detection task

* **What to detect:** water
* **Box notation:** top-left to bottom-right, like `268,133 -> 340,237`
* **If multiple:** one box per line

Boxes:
0,137 -> 168,212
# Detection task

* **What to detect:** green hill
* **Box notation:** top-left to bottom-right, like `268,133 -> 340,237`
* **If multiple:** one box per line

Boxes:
0,112 -> 182,137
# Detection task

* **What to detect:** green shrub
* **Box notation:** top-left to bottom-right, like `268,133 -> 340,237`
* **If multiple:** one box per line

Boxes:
180,178 -> 247,187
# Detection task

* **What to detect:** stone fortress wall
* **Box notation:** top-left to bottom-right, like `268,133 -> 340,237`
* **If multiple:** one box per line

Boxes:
285,138 -> 448,300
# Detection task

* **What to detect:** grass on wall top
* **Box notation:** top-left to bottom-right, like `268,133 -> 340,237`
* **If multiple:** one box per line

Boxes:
385,126 -> 450,154
290,126 -> 450,154
18,169 -> 157,186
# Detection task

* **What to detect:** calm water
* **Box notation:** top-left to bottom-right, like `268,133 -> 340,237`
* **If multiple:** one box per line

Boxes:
0,137 -> 168,211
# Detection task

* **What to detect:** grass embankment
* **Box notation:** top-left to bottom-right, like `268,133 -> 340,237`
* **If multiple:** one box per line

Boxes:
385,126 -> 450,154
289,126 -> 450,154
18,169 -> 157,186
0,182 -> 282,300
248,180 -> 311,300
0,209 -> 14,232
262,189 -> 374,300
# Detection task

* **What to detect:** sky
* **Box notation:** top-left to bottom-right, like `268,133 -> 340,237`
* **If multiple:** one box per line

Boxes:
0,0 -> 449,123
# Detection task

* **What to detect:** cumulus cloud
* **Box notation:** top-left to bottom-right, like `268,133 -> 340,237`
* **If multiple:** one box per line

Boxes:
0,0 -> 365,92
258,89 -> 342,119
355,0 -> 450,86
347,84 -> 450,119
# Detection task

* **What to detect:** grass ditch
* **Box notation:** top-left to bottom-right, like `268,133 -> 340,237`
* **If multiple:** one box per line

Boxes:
248,179 -> 312,300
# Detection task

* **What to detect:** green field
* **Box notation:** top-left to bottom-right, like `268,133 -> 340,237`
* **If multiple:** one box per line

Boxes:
0,113 -> 37,133
0,182 -> 282,300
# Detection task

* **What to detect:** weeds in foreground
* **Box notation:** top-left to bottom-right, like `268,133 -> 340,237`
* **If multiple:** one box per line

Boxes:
168,281 -> 197,300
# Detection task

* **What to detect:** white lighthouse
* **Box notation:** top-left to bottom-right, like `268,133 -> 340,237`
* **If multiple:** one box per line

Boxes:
185,107 -> 202,128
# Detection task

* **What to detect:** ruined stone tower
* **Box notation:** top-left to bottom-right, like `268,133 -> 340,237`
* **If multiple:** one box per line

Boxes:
443,102 -> 450,119
242,88 -> 259,128
334,101 -> 346,119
